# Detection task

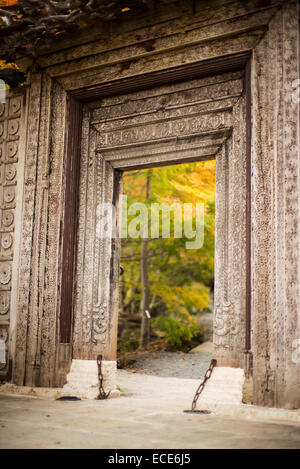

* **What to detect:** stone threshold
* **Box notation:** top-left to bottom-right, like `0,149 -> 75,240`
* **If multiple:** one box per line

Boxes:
0,383 -> 62,399
198,402 -> 300,425
0,382 -> 120,400
0,382 -> 299,426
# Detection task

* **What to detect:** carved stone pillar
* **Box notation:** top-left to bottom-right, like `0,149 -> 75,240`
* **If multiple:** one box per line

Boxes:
213,94 -> 247,368
251,2 -> 300,408
63,114 -> 121,398
0,91 -> 26,382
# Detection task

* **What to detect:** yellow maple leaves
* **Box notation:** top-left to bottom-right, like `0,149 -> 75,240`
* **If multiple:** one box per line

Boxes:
0,0 -> 18,6
122,161 -> 216,321
0,60 -> 19,70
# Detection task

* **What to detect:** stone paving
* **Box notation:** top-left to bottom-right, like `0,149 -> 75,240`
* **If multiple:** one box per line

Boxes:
1,369 -> 300,449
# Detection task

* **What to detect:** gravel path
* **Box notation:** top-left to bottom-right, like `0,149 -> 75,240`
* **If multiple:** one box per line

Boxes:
125,351 -> 212,379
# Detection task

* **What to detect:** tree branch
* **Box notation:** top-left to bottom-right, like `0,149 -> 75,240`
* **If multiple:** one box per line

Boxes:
0,0 -> 154,71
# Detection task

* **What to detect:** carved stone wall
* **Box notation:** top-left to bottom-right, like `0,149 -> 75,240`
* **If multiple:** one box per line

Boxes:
251,1 -> 300,408
13,76 -> 68,387
0,91 -> 25,380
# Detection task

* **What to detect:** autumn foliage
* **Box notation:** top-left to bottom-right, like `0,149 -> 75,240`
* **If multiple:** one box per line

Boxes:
119,161 -> 215,351
0,1 -> 18,6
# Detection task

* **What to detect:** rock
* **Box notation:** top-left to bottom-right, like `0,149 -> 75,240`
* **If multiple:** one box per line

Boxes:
189,341 -> 213,354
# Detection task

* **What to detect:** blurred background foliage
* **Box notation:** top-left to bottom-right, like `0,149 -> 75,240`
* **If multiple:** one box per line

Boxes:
118,160 -> 215,355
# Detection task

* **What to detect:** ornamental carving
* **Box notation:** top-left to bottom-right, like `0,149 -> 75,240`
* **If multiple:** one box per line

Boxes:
98,113 -> 231,147
74,73 -> 243,356
8,119 -> 20,136
0,292 -> 9,315
1,233 -> 13,250
3,186 -> 15,204
5,164 -> 16,182
9,97 -> 22,115
0,93 -> 23,377
7,141 -> 18,158
0,263 -> 11,285
0,327 -> 8,342
2,210 -> 14,227
214,301 -> 239,349
91,303 -> 108,345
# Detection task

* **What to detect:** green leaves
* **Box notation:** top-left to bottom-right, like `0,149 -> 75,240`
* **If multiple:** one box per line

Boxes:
151,316 -> 201,348
120,161 -> 215,350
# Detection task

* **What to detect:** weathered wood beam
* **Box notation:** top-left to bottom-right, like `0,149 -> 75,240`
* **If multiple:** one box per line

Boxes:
0,0 -> 155,62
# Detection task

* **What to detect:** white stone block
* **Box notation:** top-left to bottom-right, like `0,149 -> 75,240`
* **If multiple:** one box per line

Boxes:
195,367 -> 244,409
61,359 -> 120,400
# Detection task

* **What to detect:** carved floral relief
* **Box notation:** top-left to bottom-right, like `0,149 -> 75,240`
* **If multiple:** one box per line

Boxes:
0,94 -> 23,376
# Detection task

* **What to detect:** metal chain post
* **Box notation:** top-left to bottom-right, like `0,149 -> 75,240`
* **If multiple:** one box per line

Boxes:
184,358 -> 217,413
97,354 -> 110,400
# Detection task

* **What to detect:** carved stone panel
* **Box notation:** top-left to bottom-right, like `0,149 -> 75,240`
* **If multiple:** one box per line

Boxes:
73,71 -> 246,366
214,94 -> 247,368
251,2 -> 300,408
0,93 -> 24,378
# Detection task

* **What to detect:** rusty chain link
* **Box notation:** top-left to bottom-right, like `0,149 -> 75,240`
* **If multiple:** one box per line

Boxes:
97,354 -> 110,400
189,358 -> 217,411
97,355 -> 216,405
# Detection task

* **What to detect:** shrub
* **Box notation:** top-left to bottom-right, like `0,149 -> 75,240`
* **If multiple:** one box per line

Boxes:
117,331 -> 140,352
151,315 -> 202,349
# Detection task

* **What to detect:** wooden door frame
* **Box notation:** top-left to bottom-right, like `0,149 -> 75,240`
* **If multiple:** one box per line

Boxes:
60,50 -> 252,363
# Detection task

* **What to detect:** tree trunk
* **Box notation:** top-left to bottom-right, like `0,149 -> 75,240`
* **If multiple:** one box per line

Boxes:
139,171 -> 151,350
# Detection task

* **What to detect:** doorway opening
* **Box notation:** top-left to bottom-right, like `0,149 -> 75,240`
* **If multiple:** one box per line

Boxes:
71,67 -> 248,378
117,160 -> 216,379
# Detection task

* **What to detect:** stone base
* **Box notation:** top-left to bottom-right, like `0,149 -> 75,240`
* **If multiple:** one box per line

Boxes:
242,375 -> 254,404
61,359 -> 120,400
195,367 -> 244,410
0,382 -> 62,399
189,341 -> 213,354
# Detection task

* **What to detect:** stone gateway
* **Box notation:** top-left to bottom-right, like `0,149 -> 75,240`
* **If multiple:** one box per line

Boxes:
0,0 -> 299,409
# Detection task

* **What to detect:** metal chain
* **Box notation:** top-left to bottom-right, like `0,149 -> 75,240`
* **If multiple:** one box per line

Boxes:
97,354 -> 110,400
190,358 -> 217,411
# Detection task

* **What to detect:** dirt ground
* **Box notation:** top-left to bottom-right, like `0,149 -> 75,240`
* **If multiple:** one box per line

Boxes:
124,351 -> 211,379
